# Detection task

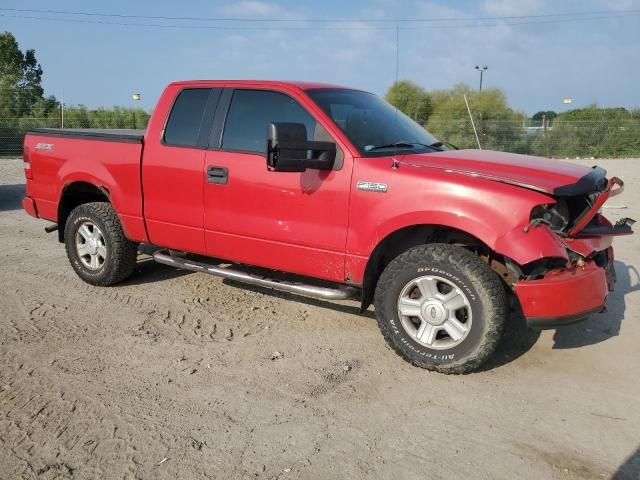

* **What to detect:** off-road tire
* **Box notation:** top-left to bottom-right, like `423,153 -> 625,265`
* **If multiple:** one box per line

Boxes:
64,202 -> 138,286
374,243 -> 507,374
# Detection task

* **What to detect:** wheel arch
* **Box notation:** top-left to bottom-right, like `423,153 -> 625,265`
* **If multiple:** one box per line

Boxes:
359,223 -> 509,313
57,181 -> 111,242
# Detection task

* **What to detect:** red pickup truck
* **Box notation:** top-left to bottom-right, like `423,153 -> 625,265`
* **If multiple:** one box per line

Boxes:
22,80 -> 634,373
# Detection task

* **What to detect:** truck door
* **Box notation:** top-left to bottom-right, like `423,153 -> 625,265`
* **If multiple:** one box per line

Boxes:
142,87 -> 220,255
203,88 -> 352,282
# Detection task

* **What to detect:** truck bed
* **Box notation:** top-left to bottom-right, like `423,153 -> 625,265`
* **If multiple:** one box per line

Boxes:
29,128 -> 144,143
24,128 -> 146,240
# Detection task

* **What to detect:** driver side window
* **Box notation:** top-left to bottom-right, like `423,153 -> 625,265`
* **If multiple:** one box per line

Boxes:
222,90 -> 316,154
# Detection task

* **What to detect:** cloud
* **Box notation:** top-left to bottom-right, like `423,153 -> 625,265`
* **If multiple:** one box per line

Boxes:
46,0 -> 639,114
221,1 -> 299,18
482,0 -> 545,16
601,0 -> 640,9
415,1 -> 471,20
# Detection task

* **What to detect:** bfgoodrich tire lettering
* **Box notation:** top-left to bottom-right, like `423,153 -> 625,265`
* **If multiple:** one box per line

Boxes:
64,202 -> 138,286
374,244 -> 507,374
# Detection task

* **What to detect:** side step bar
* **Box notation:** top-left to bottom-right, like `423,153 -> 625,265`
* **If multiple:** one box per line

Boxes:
152,250 -> 359,301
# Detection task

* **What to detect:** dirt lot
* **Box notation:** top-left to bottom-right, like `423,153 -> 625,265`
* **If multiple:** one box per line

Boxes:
0,157 -> 638,480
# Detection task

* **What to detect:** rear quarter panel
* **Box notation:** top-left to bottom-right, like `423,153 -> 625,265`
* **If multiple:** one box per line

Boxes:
25,134 -> 146,241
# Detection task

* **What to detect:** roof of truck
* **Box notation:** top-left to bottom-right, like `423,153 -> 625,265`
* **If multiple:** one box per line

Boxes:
168,80 -> 352,90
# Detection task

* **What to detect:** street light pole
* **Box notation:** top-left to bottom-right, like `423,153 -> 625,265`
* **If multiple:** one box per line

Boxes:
131,93 -> 141,130
475,65 -> 488,92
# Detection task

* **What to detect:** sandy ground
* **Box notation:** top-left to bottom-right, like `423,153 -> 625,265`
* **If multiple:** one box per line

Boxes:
0,157 -> 638,480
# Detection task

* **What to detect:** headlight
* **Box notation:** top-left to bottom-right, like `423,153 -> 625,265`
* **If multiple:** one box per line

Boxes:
530,200 -> 569,232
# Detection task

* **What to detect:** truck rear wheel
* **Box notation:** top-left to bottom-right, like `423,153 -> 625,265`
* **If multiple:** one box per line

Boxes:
64,202 -> 138,286
374,244 -> 507,374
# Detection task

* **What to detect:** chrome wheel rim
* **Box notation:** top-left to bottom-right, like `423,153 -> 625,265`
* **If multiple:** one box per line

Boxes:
75,221 -> 107,270
397,275 -> 472,350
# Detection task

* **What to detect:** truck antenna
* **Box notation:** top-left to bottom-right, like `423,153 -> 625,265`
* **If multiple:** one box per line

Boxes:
394,24 -> 399,163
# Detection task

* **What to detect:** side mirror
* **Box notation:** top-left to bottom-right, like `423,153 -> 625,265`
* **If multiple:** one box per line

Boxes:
267,122 -> 336,173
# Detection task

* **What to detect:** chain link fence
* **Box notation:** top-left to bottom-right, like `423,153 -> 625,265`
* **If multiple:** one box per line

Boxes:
425,115 -> 640,159
2,112 -> 639,158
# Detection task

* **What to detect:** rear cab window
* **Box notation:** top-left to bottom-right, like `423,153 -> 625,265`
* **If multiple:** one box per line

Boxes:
164,88 -> 217,148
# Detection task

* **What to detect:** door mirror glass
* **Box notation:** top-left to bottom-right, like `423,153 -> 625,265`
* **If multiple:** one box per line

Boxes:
266,122 -> 336,173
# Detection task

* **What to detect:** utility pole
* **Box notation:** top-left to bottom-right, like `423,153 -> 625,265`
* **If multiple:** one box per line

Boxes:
61,88 -> 64,129
474,65 -> 488,148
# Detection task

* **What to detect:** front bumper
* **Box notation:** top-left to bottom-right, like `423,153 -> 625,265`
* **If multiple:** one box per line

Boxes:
514,256 -> 612,329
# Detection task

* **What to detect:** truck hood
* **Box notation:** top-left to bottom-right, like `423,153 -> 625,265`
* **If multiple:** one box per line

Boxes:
397,149 -> 594,195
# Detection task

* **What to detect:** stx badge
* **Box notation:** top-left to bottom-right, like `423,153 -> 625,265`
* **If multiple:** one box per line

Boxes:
35,142 -> 54,151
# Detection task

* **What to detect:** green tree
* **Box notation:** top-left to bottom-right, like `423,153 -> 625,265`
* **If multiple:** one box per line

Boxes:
385,80 -> 433,125
0,32 -> 156,156
531,110 -> 557,126
0,31 -> 44,117
62,105 -> 91,128
28,95 -> 60,119
426,83 -> 527,152
543,105 -> 640,158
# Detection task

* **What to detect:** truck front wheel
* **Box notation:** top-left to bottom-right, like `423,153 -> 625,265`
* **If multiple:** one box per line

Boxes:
64,202 -> 138,286
374,244 -> 507,374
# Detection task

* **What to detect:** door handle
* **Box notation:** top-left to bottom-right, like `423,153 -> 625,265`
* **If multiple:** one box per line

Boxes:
207,166 -> 228,184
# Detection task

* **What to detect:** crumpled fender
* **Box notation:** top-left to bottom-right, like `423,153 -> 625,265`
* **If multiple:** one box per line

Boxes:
347,162 -> 571,282
494,224 -> 569,265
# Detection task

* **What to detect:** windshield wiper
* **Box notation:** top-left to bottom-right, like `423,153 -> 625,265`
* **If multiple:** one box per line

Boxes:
366,142 -> 444,152
429,141 -> 458,150
366,142 -> 418,152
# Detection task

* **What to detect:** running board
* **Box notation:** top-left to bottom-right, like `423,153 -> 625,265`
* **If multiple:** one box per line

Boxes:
152,250 -> 359,301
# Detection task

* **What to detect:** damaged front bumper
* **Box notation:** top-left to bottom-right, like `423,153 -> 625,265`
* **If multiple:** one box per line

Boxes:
510,167 -> 632,329
514,247 -> 615,329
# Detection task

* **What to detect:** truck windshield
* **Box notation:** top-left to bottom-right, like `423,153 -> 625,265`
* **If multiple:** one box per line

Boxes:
307,88 -> 442,156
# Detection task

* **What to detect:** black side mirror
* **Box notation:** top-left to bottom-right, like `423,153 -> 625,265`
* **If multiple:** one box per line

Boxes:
267,122 -> 336,173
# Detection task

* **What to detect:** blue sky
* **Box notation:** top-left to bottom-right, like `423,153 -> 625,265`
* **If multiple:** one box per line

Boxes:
2,0 -> 639,114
